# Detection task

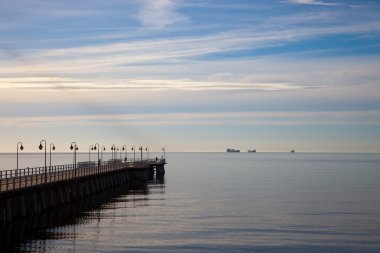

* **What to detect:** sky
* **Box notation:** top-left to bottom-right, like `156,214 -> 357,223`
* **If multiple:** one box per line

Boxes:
0,0 -> 379,153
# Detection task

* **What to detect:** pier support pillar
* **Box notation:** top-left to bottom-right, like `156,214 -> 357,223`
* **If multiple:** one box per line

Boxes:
19,195 -> 26,217
5,198 -> 12,222
0,198 -> 4,224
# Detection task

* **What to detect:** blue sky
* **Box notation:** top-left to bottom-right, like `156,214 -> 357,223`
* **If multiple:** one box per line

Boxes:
0,0 -> 379,152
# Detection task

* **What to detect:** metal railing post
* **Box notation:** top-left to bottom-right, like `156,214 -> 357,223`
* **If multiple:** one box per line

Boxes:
6,171 -> 9,191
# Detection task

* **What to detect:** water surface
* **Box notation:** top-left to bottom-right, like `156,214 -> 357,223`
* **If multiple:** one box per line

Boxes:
1,152 -> 380,252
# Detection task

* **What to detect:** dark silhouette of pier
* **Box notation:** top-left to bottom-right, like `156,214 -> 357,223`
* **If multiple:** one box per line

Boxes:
0,178 -> 165,252
0,159 -> 166,224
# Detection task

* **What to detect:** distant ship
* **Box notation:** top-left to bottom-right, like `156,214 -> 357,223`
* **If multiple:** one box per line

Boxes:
226,148 -> 240,153
248,149 -> 256,153
291,149 -> 295,153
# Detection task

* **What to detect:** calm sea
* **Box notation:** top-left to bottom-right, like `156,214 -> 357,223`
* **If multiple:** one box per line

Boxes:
1,152 -> 380,253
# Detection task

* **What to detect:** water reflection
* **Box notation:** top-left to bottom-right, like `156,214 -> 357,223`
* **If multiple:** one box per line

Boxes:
0,178 -> 165,253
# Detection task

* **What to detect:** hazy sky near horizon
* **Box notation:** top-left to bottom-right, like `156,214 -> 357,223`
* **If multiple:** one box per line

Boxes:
0,0 -> 379,152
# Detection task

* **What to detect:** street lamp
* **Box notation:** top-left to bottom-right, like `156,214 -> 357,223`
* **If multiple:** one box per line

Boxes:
139,146 -> 143,162
94,143 -> 100,165
89,145 -> 94,165
131,146 -> 135,162
101,146 -> 106,161
145,147 -> 149,160
38,140 -> 47,183
70,142 -> 78,177
122,145 -> 127,162
49,143 -> 55,168
111,144 -> 116,160
162,147 -> 166,160
16,142 -> 24,171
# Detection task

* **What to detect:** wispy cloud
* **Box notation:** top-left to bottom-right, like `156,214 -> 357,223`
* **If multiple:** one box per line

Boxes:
1,111 -> 379,128
137,0 -> 188,28
286,0 -> 342,6
33,21 -> 380,61
0,77 -> 312,92
1,52 -> 379,93
1,20 -> 379,77
1,53 -> 379,95
1,1 -> 379,93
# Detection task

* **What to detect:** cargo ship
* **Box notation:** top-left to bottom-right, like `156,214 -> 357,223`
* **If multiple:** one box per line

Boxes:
226,148 -> 240,153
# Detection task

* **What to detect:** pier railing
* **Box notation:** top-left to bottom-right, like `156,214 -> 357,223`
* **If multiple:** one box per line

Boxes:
0,159 -> 165,193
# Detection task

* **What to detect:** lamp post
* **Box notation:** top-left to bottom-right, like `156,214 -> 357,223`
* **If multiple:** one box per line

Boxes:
145,147 -> 149,161
38,140 -> 47,183
101,146 -> 106,161
139,146 -> 143,162
122,145 -> 127,162
111,144 -> 116,160
94,143 -> 100,166
162,147 -> 166,160
16,142 -> 24,171
89,145 -> 94,165
70,142 -> 78,178
49,143 -> 55,168
131,146 -> 135,162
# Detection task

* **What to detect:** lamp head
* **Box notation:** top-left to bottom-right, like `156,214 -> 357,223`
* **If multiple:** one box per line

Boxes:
52,145 -> 56,151
20,145 -> 24,151
93,146 -> 97,150
38,143 -> 43,150
70,144 -> 73,150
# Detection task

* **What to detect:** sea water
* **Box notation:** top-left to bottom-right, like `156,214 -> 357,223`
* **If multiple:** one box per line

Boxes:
1,152 -> 380,252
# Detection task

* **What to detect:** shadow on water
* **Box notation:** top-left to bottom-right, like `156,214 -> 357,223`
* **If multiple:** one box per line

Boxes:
0,177 -> 165,253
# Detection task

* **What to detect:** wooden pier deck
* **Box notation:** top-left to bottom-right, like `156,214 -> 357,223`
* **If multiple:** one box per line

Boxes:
0,159 -> 165,193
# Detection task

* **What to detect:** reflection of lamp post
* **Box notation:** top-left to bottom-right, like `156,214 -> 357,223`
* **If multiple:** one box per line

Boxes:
131,146 -> 136,162
38,140 -> 47,183
70,142 -> 78,177
122,145 -> 127,162
162,147 -> 166,160
89,145 -> 94,164
139,146 -> 143,162
49,143 -> 55,168
145,147 -> 149,160
16,142 -> 24,170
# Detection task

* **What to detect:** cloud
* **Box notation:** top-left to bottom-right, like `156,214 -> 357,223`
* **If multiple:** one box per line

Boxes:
286,0 -> 342,6
0,77 -> 313,92
1,20 -> 379,76
1,53 -> 379,94
1,5 -> 379,93
1,111 -> 379,128
137,0 -> 188,28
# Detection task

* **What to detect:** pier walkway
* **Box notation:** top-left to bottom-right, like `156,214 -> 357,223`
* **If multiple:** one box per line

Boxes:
0,159 -> 165,193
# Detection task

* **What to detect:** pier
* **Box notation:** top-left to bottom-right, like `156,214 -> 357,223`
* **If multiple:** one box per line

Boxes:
0,158 -> 166,224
